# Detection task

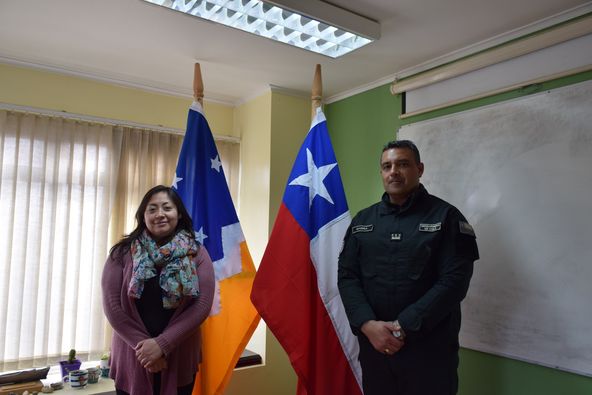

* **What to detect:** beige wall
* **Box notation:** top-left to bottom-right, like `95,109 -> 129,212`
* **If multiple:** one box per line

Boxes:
226,89 -> 310,395
0,63 -> 235,135
269,91 -> 311,230
233,92 -> 272,267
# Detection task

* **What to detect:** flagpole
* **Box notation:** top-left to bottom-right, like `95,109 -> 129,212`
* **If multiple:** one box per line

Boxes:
251,63 -> 363,394
312,63 -> 322,120
194,63 -> 204,106
185,61 -> 261,395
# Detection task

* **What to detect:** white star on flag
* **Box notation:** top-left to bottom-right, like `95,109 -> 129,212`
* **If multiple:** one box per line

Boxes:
172,174 -> 183,189
211,155 -> 222,172
289,148 -> 337,207
195,226 -> 208,244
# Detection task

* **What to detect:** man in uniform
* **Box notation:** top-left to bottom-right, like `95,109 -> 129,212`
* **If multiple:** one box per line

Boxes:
338,140 -> 479,395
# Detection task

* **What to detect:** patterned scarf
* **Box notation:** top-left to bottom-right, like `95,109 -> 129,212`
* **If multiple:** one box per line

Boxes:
128,230 -> 200,309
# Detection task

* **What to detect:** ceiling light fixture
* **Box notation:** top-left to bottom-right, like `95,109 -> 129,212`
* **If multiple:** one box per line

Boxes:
142,0 -> 380,58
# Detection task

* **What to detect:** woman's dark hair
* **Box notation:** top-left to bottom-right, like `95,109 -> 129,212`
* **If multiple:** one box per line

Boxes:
109,185 -> 195,258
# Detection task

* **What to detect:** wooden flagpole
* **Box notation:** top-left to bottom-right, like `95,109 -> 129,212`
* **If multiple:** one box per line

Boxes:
194,63 -> 204,106
312,63 -> 322,119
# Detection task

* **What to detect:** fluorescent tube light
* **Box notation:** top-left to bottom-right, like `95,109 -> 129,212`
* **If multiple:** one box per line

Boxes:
143,0 -> 378,58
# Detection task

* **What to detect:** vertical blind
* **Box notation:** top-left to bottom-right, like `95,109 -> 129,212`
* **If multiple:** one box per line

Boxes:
0,111 -> 120,370
0,109 -> 239,371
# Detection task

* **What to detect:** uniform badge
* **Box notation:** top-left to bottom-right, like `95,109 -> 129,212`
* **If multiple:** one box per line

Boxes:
391,233 -> 402,241
352,224 -> 373,234
459,221 -> 476,237
419,222 -> 441,232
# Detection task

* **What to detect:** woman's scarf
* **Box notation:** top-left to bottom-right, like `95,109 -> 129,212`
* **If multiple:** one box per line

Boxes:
128,229 -> 199,309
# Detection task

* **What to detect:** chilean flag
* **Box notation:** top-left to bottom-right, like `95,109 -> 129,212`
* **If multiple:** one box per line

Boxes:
251,108 -> 362,394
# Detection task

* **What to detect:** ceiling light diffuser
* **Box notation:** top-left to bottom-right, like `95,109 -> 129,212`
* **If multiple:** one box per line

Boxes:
143,0 -> 379,58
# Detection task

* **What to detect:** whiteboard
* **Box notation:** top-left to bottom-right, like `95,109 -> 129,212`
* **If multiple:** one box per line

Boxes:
399,79 -> 592,376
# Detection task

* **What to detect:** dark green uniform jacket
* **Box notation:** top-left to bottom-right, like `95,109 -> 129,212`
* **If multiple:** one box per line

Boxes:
338,184 -> 479,347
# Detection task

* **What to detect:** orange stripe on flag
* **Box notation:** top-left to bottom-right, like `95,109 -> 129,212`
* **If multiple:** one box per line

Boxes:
193,241 -> 259,395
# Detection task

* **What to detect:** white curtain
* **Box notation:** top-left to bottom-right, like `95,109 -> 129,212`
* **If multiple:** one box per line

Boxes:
0,109 -> 240,372
0,110 -> 121,371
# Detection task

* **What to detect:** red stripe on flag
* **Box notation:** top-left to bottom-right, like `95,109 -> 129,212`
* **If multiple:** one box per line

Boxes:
251,204 -> 361,395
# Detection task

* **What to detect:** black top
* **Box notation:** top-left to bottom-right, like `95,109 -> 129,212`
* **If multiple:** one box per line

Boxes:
338,184 -> 479,347
135,268 -> 175,337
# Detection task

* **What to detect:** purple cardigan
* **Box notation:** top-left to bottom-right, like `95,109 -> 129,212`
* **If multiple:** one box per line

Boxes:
102,245 -> 215,395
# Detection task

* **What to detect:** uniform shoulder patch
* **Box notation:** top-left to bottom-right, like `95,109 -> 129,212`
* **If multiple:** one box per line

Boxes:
459,221 -> 476,237
352,224 -> 374,234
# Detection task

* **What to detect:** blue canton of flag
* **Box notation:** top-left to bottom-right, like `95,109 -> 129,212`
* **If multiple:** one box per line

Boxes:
283,109 -> 349,239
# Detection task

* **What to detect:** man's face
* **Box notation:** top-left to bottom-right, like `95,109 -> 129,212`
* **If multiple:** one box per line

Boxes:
380,147 -> 424,205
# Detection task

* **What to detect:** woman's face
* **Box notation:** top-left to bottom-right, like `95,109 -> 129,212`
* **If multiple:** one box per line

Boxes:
144,191 -> 180,243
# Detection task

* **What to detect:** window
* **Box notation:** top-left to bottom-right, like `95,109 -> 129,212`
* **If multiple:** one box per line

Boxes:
0,111 -> 119,371
0,109 -> 240,371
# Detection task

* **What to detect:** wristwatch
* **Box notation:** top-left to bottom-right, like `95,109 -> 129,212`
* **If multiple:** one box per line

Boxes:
392,320 -> 405,339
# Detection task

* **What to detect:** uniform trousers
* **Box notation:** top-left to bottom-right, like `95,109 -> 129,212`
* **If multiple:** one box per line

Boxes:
358,336 -> 459,395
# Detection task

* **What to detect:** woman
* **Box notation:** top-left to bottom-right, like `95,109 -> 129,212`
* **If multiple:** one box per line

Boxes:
102,185 -> 215,395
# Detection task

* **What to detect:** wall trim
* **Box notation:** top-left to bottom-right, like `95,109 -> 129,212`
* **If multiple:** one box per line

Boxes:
269,84 -> 309,99
324,74 -> 394,104
235,86 -> 272,106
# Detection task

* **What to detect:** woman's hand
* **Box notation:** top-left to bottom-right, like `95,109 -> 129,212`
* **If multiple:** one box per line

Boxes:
145,356 -> 168,373
135,338 -> 164,367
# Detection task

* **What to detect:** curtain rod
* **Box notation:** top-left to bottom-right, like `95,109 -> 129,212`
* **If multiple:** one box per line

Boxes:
0,102 -> 240,144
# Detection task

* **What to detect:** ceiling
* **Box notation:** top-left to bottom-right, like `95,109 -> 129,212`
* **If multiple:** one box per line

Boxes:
0,0 -> 590,104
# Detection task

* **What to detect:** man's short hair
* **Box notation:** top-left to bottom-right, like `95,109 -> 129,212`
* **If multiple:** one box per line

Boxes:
382,140 -> 421,164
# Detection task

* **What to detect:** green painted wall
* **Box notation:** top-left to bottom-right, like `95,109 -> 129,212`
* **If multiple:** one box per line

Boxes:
460,349 -> 592,395
325,71 -> 592,395
324,85 -> 400,214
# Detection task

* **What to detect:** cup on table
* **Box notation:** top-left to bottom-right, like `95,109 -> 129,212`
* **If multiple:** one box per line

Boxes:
69,369 -> 88,389
87,366 -> 100,384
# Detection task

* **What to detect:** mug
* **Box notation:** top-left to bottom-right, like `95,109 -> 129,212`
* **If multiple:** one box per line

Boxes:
100,358 -> 109,369
69,369 -> 88,389
87,366 -> 100,384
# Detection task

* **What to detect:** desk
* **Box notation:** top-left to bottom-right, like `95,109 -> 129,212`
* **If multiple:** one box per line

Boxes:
44,378 -> 115,395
